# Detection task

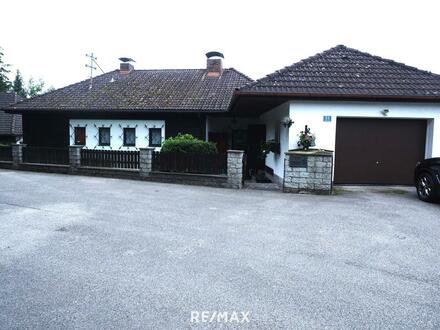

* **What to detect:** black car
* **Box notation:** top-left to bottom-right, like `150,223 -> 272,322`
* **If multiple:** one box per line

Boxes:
415,158 -> 440,202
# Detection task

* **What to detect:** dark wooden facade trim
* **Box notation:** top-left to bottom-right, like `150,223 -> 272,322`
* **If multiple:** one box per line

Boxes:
22,112 -> 207,147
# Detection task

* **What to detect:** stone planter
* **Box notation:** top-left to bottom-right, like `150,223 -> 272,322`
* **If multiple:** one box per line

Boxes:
283,149 -> 333,194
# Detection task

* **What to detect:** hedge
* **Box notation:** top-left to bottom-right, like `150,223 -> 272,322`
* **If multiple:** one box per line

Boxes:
161,134 -> 217,154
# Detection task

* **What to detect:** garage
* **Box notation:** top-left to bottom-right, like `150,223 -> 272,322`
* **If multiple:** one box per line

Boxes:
334,118 -> 427,185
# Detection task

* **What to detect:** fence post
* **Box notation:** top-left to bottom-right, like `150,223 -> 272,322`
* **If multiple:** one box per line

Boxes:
11,143 -> 26,168
227,150 -> 244,189
139,147 -> 154,177
69,145 -> 82,173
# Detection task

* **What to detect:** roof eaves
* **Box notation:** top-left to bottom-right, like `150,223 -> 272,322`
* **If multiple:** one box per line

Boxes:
5,107 -> 230,114
233,90 -> 440,102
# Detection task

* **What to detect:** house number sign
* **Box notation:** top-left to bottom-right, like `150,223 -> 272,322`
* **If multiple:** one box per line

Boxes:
289,155 -> 307,168
323,115 -> 332,122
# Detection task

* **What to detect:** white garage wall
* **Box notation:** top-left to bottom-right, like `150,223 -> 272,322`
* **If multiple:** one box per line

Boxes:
259,102 -> 290,182
288,101 -> 440,159
69,119 -> 165,150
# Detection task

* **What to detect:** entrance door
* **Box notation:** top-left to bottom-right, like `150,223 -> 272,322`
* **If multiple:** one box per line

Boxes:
334,118 -> 426,184
247,125 -> 266,173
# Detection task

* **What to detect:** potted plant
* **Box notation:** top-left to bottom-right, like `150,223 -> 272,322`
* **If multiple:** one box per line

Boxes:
297,125 -> 316,151
261,139 -> 280,156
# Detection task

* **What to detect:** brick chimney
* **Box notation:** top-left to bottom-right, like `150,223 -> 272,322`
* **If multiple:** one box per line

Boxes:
206,51 -> 224,77
119,57 -> 135,75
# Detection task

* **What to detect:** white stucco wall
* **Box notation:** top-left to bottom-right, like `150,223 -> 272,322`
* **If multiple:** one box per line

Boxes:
288,101 -> 440,159
69,119 -> 165,150
259,102 -> 290,180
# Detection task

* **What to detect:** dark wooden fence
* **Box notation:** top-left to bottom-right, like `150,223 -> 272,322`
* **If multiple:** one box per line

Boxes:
81,149 -> 140,169
0,146 -> 12,162
152,152 -> 227,174
23,147 -> 69,165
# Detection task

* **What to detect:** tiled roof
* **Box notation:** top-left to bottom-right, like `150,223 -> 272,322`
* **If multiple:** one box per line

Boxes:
0,92 -> 22,136
238,45 -> 440,99
6,68 -> 252,112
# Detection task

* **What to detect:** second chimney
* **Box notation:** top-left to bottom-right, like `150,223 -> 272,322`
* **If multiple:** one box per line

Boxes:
119,57 -> 135,75
206,51 -> 224,77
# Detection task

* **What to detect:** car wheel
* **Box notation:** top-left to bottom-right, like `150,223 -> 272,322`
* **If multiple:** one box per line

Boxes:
416,173 -> 436,202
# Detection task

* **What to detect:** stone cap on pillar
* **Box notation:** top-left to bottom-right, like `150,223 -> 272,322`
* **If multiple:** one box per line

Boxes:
12,143 -> 26,147
139,147 -> 156,150
69,145 -> 84,149
227,150 -> 245,154
286,149 -> 333,157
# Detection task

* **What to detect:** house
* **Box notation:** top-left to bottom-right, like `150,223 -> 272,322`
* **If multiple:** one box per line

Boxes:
5,46 -> 440,186
230,45 -> 440,185
0,92 -> 23,144
3,52 -> 255,160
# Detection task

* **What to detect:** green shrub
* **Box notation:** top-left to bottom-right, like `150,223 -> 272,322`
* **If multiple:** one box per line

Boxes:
161,133 -> 217,154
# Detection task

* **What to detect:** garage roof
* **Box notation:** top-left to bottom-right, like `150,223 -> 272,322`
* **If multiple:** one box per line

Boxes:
237,45 -> 440,99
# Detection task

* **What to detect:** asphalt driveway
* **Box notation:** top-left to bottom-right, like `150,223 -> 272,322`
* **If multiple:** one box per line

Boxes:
0,169 -> 439,329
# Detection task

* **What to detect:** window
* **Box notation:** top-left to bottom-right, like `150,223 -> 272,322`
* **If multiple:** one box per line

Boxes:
149,128 -> 162,147
74,127 -> 86,145
98,127 -> 111,146
123,128 -> 136,146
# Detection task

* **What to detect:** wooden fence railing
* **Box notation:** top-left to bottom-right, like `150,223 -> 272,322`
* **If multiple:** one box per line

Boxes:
81,149 -> 140,169
23,146 -> 69,165
152,152 -> 227,174
0,146 -> 12,162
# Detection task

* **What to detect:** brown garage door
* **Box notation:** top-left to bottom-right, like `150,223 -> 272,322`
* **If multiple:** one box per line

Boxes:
334,118 -> 426,185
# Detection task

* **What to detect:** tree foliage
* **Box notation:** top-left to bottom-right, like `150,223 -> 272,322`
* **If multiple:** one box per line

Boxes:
1,46 -> 54,98
0,47 -> 11,92
26,78 -> 46,98
13,70 -> 26,98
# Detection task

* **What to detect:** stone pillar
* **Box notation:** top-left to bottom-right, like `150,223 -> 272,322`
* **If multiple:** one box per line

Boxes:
283,150 -> 333,194
227,150 -> 244,189
69,145 -> 82,172
11,143 -> 26,168
139,147 -> 154,177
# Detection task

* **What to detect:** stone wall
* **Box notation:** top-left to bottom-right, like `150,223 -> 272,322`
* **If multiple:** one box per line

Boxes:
5,146 -> 245,190
139,147 -> 154,177
227,150 -> 244,189
148,171 -> 228,188
283,150 -> 333,194
69,146 -> 82,172
11,143 -> 25,168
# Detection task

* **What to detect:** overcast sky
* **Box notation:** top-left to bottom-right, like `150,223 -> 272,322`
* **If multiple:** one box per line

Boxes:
2,0 -> 440,89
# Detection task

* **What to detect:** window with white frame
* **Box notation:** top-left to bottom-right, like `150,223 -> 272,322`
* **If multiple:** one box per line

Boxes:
99,127 -> 111,146
149,128 -> 162,147
123,128 -> 136,147
74,127 -> 86,145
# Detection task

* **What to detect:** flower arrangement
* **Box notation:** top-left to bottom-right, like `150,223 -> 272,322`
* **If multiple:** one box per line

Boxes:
297,125 -> 316,150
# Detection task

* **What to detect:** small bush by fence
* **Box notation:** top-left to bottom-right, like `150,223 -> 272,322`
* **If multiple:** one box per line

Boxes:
23,147 -> 69,165
81,149 -> 140,169
152,151 -> 227,174
161,134 -> 217,154
0,146 -> 12,162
